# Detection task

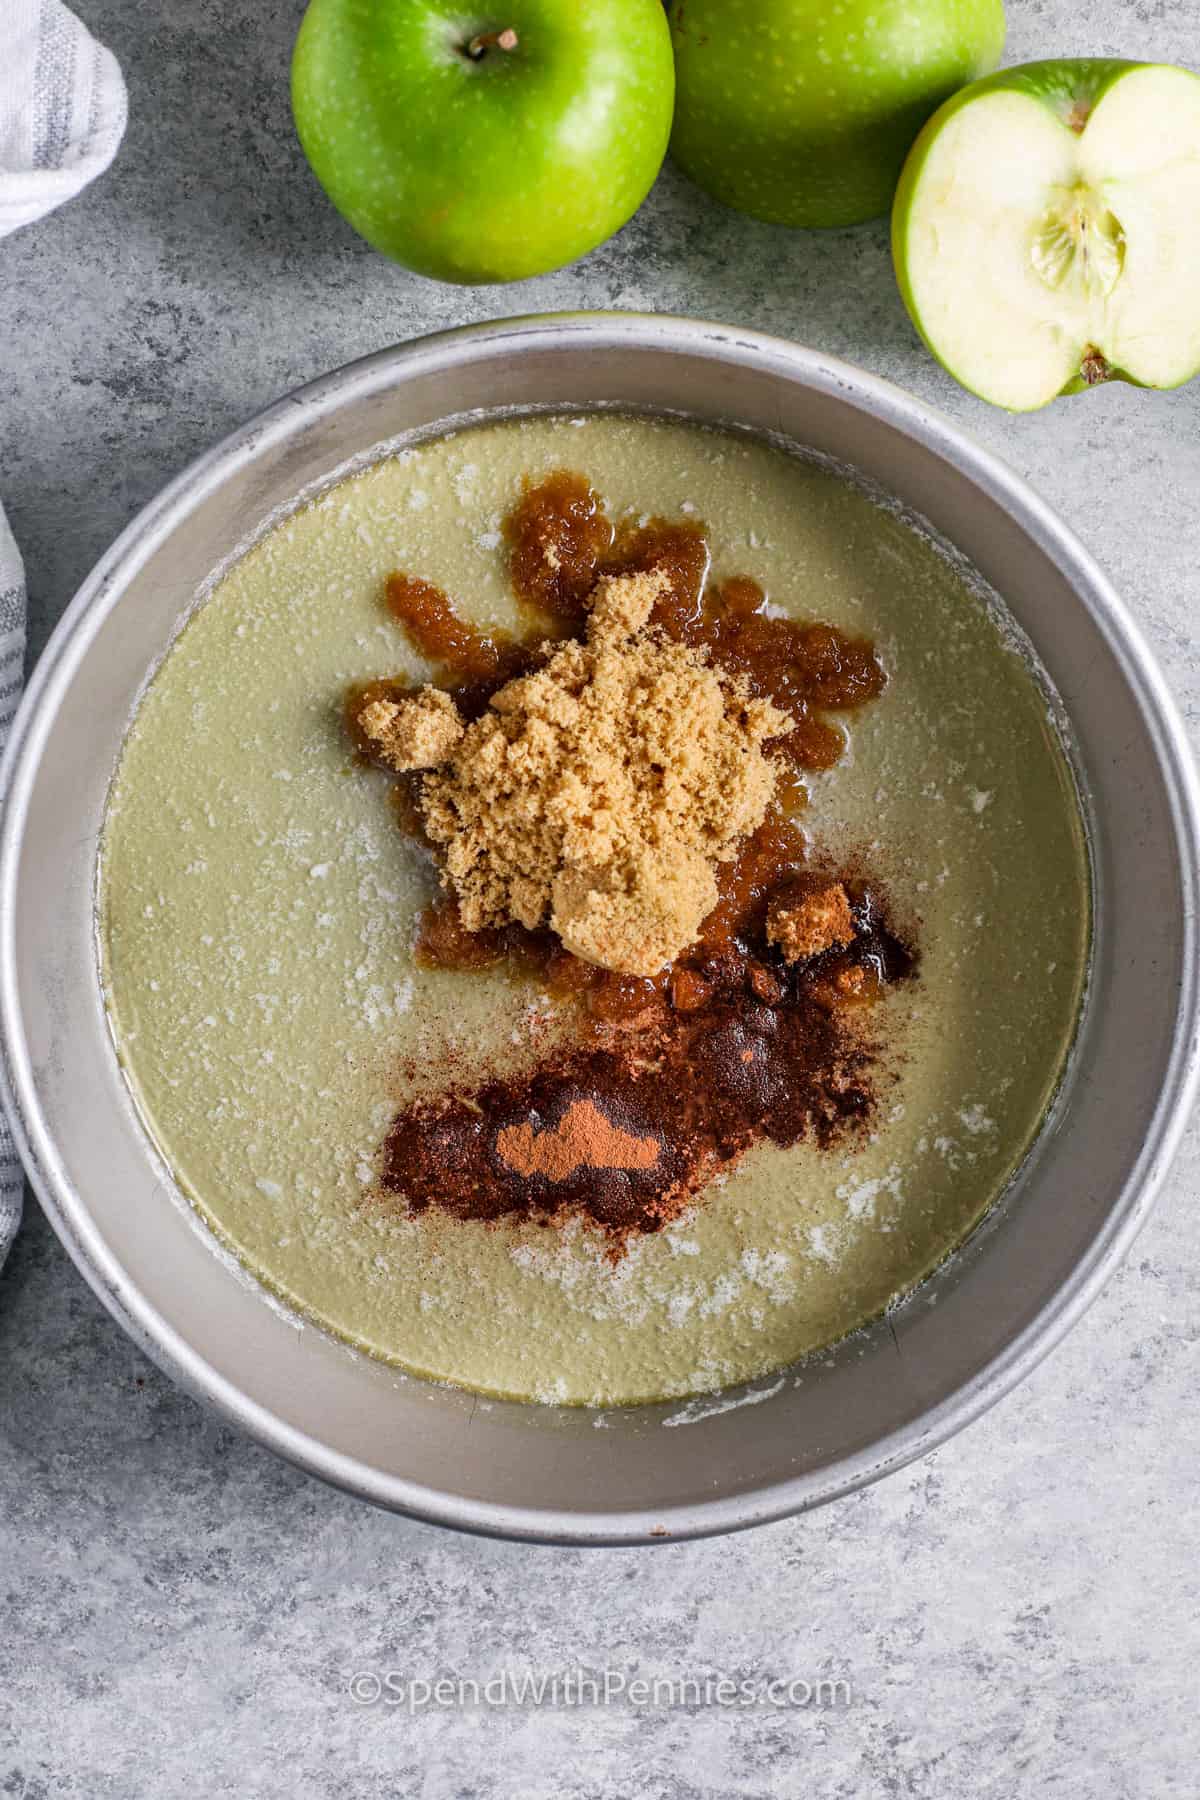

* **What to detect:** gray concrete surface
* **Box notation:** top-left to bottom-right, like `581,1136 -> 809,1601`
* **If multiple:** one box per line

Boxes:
2,1 -> 1199,1794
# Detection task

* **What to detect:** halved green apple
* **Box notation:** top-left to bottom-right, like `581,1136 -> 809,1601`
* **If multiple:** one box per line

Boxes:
892,59 -> 1200,411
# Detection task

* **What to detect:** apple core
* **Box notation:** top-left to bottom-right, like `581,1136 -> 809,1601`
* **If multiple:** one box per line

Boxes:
1032,186 -> 1126,303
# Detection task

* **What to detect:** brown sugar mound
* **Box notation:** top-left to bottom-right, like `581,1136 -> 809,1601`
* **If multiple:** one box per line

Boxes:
767,880 -> 856,964
357,568 -> 790,975
357,687 -> 464,771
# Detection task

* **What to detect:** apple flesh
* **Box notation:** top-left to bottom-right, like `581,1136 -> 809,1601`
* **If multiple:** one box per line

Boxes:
667,0 -> 1005,230
893,60 -> 1200,411
292,0 -> 674,284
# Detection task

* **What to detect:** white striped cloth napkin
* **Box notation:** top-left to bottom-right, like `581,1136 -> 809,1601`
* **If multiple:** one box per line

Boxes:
0,511 -> 29,1266
0,0 -> 127,1268
0,0 -> 127,239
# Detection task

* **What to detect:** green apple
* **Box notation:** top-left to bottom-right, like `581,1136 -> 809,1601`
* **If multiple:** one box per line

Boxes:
666,0 -> 1005,230
893,60 -> 1200,411
292,0 -> 674,283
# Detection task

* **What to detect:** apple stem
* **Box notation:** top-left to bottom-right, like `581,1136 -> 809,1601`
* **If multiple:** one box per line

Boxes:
463,27 -> 519,60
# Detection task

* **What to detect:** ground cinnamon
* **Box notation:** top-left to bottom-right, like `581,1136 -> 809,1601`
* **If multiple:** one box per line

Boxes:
497,1100 -> 661,1183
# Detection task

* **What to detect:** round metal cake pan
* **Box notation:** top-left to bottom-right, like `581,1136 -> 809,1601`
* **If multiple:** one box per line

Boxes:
1,314 -> 1197,1544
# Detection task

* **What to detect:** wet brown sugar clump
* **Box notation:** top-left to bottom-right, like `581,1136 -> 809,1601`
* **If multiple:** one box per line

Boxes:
503,468 -> 615,621
503,473 -> 886,776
